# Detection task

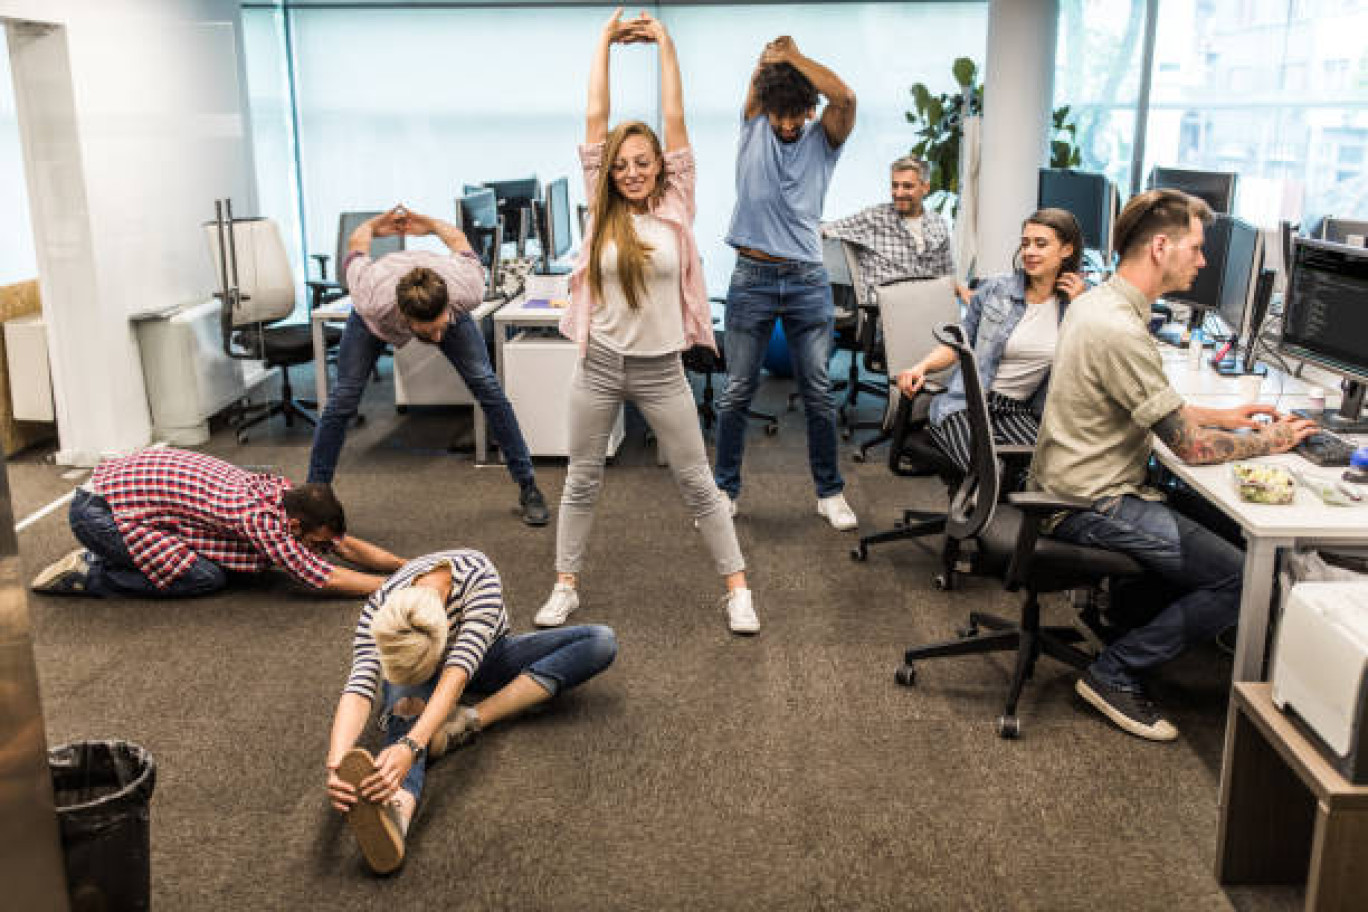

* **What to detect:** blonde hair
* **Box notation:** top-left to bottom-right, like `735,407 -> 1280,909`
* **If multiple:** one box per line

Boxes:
371,586 -> 448,686
589,121 -> 665,312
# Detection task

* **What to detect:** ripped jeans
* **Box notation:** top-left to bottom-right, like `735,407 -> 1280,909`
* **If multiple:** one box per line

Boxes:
378,625 -> 618,800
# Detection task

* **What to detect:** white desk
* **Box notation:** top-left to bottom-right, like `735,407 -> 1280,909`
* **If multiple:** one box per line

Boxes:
310,297 -> 505,463
1154,351 -> 1365,682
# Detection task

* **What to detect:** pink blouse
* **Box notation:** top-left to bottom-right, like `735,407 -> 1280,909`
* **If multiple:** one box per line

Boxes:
560,142 -> 716,355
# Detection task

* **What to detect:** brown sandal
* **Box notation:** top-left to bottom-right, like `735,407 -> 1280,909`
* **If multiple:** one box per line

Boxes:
335,747 -> 405,873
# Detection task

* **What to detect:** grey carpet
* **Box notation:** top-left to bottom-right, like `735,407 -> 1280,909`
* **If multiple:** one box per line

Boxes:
17,356 -> 1301,910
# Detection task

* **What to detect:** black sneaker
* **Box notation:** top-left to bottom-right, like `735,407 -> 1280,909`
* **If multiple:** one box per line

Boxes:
519,484 -> 550,527
1075,670 -> 1178,742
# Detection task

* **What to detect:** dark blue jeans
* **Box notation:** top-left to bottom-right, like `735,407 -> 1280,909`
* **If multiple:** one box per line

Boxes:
68,489 -> 228,598
307,310 -> 535,486
713,256 -> 843,499
379,625 -> 618,800
1053,494 -> 1243,688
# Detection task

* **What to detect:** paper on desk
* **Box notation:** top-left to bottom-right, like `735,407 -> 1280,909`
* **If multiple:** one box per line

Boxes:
526,274 -> 571,300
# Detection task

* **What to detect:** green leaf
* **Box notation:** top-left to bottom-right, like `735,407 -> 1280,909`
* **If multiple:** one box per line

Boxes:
927,97 -> 944,125
952,57 -> 977,88
910,83 -> 931,112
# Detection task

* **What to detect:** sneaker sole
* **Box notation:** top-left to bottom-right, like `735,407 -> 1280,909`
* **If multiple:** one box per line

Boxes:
336,748 -> 405,873
31,549 -> 89,593
521,511 -> 550,527
816,507 -> 858,532
1075,679 -> 1178,742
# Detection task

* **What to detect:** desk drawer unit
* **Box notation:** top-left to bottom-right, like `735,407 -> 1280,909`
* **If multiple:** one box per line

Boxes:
503,332 -> 622,458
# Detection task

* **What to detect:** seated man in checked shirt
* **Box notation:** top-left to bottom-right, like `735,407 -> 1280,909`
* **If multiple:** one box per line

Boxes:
822,155 -> 962,299
30,447 -> 404,598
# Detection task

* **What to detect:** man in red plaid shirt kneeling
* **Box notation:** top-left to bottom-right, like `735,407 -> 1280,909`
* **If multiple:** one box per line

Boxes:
31,447 -> 404,599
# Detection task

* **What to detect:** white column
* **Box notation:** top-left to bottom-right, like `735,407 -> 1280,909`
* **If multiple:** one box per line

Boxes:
977,0 -> 1059,275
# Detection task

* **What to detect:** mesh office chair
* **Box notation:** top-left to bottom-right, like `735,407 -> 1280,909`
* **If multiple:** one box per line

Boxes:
850,277 -> 962,561
894,323 -> 1143,739
205,208 -> 325,442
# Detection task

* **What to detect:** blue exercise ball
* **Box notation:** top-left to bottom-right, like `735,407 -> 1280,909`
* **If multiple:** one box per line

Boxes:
762,323 -> 792,377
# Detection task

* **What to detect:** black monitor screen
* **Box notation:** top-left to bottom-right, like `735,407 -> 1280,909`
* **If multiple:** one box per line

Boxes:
458,188 -> 498,231
1171,213 -> 1230,310
1149,166 -> 1238,214
1216,216 -> 1261,337
1281,239 -> 1368,381
1037,168 -> 1112,252
547,177 -> 572,259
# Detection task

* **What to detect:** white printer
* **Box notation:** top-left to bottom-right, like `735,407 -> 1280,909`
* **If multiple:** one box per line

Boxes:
1271,581 -> 1368,784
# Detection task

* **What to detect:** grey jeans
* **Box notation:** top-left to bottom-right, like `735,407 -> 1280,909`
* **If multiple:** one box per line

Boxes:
556,340 -> 746,577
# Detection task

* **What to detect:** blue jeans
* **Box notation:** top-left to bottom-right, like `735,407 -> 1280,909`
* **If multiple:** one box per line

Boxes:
307,310 -> 535,486
713,256 -> 843,499
1053,495 -> 1243,688
379,625 -> 617,800
68,489 -> 228,598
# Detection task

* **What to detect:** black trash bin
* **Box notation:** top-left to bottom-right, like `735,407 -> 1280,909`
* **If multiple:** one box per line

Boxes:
49,741 -> 157,912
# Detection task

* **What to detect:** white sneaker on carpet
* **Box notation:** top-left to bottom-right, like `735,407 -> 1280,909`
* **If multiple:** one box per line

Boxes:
535,583 -> 579,627
816,493 -> 858,531
725,588 -> 760,635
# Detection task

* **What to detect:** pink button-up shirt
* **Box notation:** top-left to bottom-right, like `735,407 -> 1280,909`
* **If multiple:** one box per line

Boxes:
561,142 -> 716,356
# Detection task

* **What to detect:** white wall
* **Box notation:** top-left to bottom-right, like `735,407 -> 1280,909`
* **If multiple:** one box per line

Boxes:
1,0 -> 254,465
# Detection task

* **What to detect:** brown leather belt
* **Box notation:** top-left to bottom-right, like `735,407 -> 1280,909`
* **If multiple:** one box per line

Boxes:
736,246 -> 792,263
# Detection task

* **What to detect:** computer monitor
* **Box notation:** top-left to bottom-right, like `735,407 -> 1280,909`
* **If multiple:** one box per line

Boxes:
1321,217 -> 1368,247
480,177 -> 541,253
1215,216 -> 1263,342
1036,168 -> 1116,260
1279,238 -> 1368,432
545,176 -> 572,261
456,187 -> 497,233
1149,166 -> 1238,214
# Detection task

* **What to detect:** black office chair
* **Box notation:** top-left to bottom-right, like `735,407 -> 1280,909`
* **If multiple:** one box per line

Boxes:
683,299 -> 780,436
205,208 -> 324,443
894,323 -> 1143,739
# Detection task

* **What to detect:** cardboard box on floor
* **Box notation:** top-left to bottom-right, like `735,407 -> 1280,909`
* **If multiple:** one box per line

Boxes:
0,279 -> 57,456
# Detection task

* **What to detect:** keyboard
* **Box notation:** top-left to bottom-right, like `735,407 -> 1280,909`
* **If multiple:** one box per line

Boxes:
1296,430 -> 1356,467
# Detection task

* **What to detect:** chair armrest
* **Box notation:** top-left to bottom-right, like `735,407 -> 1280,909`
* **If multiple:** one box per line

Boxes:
998,443 -> 1033,459
1005,491 -> 1093,514
1001,491 -> 1093,590
307,281 -> 345,311
922,380 -> 946,396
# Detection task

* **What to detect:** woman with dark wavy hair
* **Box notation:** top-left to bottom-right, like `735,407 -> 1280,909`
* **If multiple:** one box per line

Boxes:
896,208 -> 1088,472
536,9 -> 758,636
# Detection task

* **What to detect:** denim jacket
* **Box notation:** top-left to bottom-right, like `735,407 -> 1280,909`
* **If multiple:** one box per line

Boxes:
930,270 -> 1068,426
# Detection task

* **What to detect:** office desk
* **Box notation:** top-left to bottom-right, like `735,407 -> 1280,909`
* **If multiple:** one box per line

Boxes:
1155,353 -> 1363,682
310,297 -> 505,463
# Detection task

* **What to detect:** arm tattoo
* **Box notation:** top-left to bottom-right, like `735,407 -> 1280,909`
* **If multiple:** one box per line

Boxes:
1152,408 -> 1285,465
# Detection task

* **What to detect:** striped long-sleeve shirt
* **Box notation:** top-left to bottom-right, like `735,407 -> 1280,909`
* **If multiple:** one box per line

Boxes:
344,550 -> 510,702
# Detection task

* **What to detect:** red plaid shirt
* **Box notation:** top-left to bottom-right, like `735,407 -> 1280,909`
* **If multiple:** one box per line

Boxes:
91,448 -> 333,590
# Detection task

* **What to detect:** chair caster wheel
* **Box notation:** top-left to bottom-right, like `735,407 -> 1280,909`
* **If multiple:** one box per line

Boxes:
956,625 -> 979,639
396,405 -> 408,414
236,431 -> 249,444
851,450 -> 866,463
933,573 -> 956,591
895,664 -> 917,687
841,428 -> 852,441
996,715 -> 1021,739
354,414 -> 367,428
764,423 -> 779,437
850,545 -> 867,562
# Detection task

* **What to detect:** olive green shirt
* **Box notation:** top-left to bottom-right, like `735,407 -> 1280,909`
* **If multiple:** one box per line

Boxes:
1029,275 -> 1185,503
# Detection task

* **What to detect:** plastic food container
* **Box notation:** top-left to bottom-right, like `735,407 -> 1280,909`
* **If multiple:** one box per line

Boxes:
1232,463 -> 1295,505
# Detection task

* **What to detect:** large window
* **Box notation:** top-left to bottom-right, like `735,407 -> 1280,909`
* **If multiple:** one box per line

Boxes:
243,2 -> 988,299
0,27 -> 38,285
1146,0 -> 1368,229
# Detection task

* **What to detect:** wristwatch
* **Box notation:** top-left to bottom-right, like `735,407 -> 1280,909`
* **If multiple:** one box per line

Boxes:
398,735 -> 426,762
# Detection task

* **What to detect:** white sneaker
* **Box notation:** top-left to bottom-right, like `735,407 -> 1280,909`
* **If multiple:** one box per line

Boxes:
725,588 -> 760,635
535,583 -> 579,627
816,493 -> 858,531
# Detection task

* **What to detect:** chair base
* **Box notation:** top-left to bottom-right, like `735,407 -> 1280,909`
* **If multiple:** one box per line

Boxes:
231,366 -> 318,443
896,596 -> 1095,739
850,510 -> 946,562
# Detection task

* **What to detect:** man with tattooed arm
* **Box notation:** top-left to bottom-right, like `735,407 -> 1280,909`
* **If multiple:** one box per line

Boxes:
1029,189 -> 1316,742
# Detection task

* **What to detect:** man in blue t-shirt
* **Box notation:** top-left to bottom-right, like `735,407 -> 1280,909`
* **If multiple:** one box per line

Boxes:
713,36 -> 859,531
